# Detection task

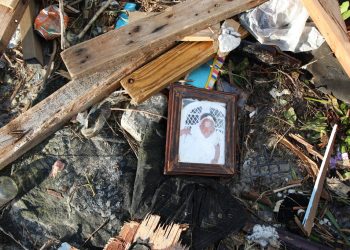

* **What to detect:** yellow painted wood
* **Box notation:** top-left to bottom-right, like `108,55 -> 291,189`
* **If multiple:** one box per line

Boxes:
120,41 -> 217,104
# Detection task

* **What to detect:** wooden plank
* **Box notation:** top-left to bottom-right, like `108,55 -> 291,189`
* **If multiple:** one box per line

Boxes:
301,0 -> 350,78
129,11 -> 221,42
20,1 -> 44,64
0,0 -> 28,54
61,0 -> 267,78
0,41 -> 174,170
120,41 -> 217,104
0,0 -> 18,9
180,24 -> 221,41
302,124 -> 338,236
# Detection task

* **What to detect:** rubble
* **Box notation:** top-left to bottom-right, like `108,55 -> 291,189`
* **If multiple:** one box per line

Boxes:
1,0 -> 350,249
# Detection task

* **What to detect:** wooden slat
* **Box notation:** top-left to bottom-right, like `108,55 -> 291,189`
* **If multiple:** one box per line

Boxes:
0,0 -> 28,53
120,41 -> 217,104
129,11 -> 221,42
0,0 -> 18,9
302,124 -> 338,236
301,0 -> 350,78
0,41 -> 174,170
20,0 -> 44,64
61,0 -> 267,78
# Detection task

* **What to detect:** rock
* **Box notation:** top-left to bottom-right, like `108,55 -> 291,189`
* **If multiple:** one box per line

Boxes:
0,118 -> 137,249
307,43 -> 350,104
121,94 -> 167,142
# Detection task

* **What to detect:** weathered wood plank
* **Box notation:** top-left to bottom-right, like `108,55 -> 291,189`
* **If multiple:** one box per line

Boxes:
20,0 -> 44,64
0,41 -> 174,170
0,0 -> 28,53
121,41 -> 217,104
129,11 -> 221,42
301,0 -> 350,78
302,124 -> 338,236
61,0 -> 267,78
0,0 -> 18,9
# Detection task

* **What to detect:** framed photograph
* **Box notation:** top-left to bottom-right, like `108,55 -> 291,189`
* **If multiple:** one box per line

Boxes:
165,84 -> 238,176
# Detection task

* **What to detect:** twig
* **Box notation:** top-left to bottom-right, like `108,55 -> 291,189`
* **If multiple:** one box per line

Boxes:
0,226 -> 29,250
40,40 -> 57,86
273,183 -> 302,193
84,174 -> 96,197
77,0 -> 113,40
82,218 -> 109,246
58,0 -> 66,50
111,107 -> 167,120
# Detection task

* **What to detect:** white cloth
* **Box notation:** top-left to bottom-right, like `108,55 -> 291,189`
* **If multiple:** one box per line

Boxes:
179,124 -> 224,164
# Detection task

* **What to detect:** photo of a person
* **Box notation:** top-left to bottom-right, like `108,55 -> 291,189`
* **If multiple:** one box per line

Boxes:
178,99 -> 226,165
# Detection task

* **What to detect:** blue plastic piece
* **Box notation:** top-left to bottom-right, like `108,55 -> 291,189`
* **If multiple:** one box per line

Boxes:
186,58 -> 213,88
115,3 -> 137,29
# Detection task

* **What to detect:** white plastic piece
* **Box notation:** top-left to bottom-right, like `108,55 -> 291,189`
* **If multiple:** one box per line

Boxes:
239,0 -> 325,52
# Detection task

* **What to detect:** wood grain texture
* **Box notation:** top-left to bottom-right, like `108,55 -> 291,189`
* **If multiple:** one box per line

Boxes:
0,41 -> 174,170
302,124 -> 338,236
129,11 -> 220,41
0,0 -> 28,53
301,0 -> 350,78
61,0 -> 267,78
120,41 -> 217,104
0,0 -> 18,9
20,1 -> 44,64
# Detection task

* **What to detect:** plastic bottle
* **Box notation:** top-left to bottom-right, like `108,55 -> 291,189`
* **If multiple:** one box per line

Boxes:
115,2 -> 137,29
0,176 -> 18,207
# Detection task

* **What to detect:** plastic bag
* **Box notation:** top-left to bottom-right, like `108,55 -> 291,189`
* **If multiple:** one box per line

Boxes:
240,0 -> 324,52
34,5 -> 69,40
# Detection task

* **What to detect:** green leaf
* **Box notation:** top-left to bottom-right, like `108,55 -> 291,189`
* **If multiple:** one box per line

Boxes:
305,97 -> 330,105
329,95 -> 344,116
340,102 -> 349,114
340,1 -> 350,14
284,107 -> 297,125
342,10 -> 350,20
343,172 -> 350,179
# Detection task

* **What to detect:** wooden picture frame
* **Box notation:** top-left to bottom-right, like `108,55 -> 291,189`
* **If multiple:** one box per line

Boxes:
165,84 -> 238,176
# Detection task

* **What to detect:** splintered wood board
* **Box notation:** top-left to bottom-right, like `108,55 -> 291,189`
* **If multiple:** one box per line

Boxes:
301,0 -> 350,78
0,0 -> 18,9
129,11 -> 221,42
302,124 -> 338,236
61,0 -> 267,78
0,41 -> 174,170
0,0 -> 28,53
20,0 -> 44,64
120,41 -> 217,104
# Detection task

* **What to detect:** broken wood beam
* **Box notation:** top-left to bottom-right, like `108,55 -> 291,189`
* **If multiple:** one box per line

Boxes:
121,41 -> 217,104
0,0 -> 28,54
61,0 -> 267,78
301,0 -> 350,78
0,41 -> 174,170
302,124 -> 338,236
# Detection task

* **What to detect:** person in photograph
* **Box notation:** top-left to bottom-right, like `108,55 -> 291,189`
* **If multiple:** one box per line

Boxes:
179,113 -> 223,164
